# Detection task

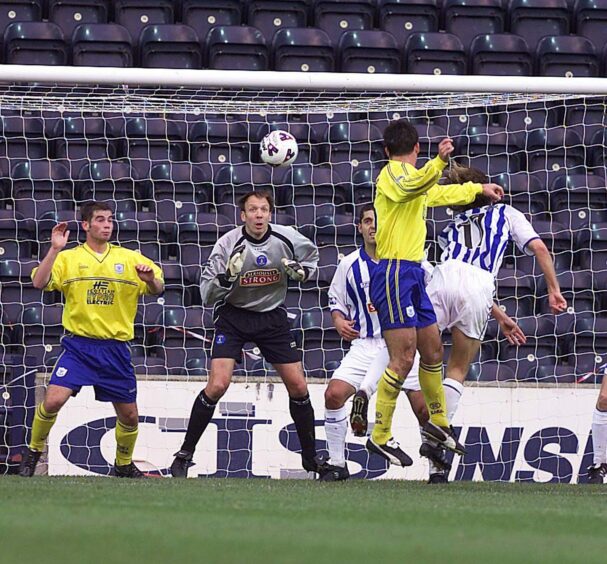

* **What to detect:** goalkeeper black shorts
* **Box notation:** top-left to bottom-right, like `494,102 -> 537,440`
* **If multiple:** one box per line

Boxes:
211,303 -> 301,364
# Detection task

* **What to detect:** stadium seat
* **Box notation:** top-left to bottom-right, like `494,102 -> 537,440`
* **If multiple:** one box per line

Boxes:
377,0 -> 439,49
4,21 -> 68,65
72,23 -> 133,67
114,211 -> 169,245
431,107 -> 488,138
325,122 -> 384,176
53,116 -> 121,175
139,24 -> 202,69
588,129 -> 607,170
526,127 -> 585,174
508,0 -> 570,52
0,1 -> 42,37
563,315 -> 607,356
114,0 -> 174,45
469,34 -> 532,76
414,124 -> 448,161
578,222 -> 607,271
548,173 -> 607,211
0,115 -> 46,163
536,35 -> 598,77
314,213 -> 358,246
11,161 -> 73,219
123,117 -> 186,163
148,162 -> 214,223
20,304 -> 64,369
563,99 -> 605,144
272,27 -> 335,72
404,32 -> 466,75
495,101 -> 560,134
351,165 -> 378,204
455,126 -> 522,176
180,0 -> 242,43
473,360 -> 516,382
0,258 -> 38,320
494,269 -> 534,318
206,25 -> 269,70
574,0 -> 607,52
337,30 -> 400,74
523,364 -> 577,384
76,159 -> 144,205
177,211 -> 234,245
313,0 -> 375,39
492,172 -> 547,215
245,0 -> 311,45
48,0 -> 109,39
443,0 -> 505,52
188,120 -> 250,165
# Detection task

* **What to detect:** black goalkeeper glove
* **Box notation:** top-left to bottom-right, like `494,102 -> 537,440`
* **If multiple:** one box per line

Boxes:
281,258 -> 307,282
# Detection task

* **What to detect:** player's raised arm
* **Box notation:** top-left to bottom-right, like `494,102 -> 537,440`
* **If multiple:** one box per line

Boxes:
135,264 -> 164,295
31,222 -> 69,290
200,235 -> 245,306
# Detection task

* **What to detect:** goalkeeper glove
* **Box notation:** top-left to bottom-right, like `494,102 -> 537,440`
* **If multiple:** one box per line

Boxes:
281,258 -> 307,282
219,244 -> 247,286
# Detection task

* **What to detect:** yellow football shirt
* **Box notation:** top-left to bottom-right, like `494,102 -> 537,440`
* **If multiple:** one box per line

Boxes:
32,243 -> 164,341
374,156 -> 483,261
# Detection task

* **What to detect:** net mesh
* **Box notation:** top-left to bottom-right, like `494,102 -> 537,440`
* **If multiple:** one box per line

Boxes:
0,82 -> 605,479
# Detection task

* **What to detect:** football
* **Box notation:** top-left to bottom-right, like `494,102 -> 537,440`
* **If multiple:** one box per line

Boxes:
259,130 -> 298,167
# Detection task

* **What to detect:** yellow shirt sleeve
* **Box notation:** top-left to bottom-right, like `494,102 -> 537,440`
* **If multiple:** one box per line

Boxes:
134,253 -> 164,295
426,181 -> 483,208
31,252 -> 66,292
380,156 -> 447,203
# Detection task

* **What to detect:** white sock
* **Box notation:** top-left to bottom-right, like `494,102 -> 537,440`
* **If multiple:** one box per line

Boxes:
444,378 -> 464,423
592,408 -> 607,465
420,426 -> 442,475
325,406 -> 348,467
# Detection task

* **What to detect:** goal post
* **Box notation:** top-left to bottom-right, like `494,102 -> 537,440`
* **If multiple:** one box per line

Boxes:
0,65 -> 605,481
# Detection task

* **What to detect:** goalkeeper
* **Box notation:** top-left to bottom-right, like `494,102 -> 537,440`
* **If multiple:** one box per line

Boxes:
171,190 -> 326,477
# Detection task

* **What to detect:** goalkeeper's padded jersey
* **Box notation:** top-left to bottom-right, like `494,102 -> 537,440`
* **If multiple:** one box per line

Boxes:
201,224 -> 318,313
32,243 -> 163,341
374,156 -> 483,262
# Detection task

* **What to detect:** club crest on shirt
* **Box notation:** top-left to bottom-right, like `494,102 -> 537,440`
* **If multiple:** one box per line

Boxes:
114,263 -> 124,274
56,367 -> 68,377
367,302 -> 377,313
240,268 -> 281,286
256,254 -> 268,266
406,305 -> 415,318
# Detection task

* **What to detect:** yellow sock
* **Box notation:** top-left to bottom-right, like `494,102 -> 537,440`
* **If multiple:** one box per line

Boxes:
115,420 -> 138,466
29,403 -> 58,451
371,368 -> 404,445
419,361 -> 449,427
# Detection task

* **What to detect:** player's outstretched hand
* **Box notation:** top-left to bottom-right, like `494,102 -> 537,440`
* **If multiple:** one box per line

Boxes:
549,291 -> 568,315
135,264 -> 155,282
334,317 -> 359,341
226,244 -> 247,282
438,138 -> 454,162
481,183 -> 504,203
281,258 -> 306,282
499,317 -> 527,346
51,222 -> 70,250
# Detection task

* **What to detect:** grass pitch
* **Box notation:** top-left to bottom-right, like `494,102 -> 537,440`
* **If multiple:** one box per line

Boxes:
1,477 -> 605,564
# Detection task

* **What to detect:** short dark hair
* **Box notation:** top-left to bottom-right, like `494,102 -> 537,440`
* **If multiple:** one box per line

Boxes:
444,163 -> 493,212
81,201 -> 112,222
238,190 -> 274,212
358,203 -> 375,223
383,119 -> 419,157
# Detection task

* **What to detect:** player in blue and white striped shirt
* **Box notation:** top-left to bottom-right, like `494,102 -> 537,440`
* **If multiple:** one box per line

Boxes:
323,204 -> 433,480
426,164 -> 567,472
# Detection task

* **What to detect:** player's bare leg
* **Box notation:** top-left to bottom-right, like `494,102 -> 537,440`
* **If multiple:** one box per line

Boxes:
588,375 -> 607,484
274,361 -> 326,474
444,326 -> 481,422
416,323 -> 466,455
367,327 -> 416,466
321,379 -> 356,481
19,385 -> 72,477
113,402 -> 143,478
171,358 -> 236,478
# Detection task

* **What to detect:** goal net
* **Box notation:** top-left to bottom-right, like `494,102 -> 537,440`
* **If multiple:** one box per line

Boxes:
0,69 -> 604,481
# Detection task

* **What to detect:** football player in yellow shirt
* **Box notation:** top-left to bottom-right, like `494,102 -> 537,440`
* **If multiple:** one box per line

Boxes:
365,119 -> 504,465
19,201 -> 164,478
